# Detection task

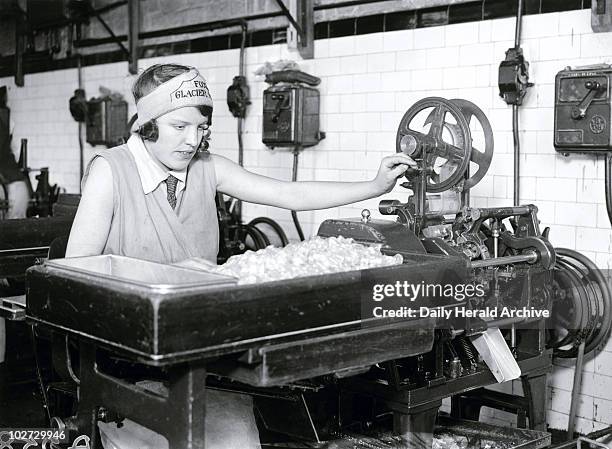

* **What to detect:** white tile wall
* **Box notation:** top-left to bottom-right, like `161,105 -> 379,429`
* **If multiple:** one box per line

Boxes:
382,30 -> 414,52
2,7 -> 611,432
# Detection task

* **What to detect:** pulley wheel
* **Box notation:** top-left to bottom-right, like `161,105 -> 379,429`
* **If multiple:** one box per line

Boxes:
450,99 -> 494,190
396,97 -> 472,193
241,223 -> 270,251
548,248 -> 612,358
248,217 -> 289,247
0,182 -> 8,220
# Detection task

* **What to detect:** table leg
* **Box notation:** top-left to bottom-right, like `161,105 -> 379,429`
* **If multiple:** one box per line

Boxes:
393,400 -> 441,449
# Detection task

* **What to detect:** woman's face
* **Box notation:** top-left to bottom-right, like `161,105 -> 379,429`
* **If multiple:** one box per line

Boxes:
145,107 -> 210,171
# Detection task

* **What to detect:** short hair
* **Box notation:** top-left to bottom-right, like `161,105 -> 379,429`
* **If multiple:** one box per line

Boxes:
133,64 -> 212,143
132,64 -> 191,102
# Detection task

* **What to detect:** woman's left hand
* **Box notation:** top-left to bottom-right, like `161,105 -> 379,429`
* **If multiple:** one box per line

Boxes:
373,153 -> 417,194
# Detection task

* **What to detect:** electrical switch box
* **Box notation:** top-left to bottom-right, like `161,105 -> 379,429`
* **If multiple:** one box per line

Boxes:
262,84 -> 321,148
554,64 -> 612,154
86,96 -> 128,147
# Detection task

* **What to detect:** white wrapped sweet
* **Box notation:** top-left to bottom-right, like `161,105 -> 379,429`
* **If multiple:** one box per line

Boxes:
214,236 -> 403,285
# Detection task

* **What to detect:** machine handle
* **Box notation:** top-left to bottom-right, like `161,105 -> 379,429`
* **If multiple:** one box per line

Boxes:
571,81 -> 604,120
270,94 -> 286,123
470,251 -> 538,268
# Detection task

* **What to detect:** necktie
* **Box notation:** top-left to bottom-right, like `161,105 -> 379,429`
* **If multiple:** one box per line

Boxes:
166,175 -> 179,209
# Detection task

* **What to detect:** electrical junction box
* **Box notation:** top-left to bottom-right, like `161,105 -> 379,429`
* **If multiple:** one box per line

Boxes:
554,64 -> 612,154
262,85 -> 321,148
86,96 -> 128,147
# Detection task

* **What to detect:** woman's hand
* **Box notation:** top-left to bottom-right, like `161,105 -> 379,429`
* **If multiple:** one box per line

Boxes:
373,153 -> 417,194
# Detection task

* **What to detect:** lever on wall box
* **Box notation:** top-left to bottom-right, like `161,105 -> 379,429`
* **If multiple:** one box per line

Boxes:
554,64 -> 612,226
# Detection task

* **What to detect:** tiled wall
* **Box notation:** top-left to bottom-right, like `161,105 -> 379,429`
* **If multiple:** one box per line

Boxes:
2,7 -> 612,433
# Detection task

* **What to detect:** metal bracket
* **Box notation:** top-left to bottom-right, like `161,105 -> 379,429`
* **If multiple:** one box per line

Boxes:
0,295 -> 26,321
89,3 -> 130,58
82,0 -> 137,74
275,0 -> 314,59
578,437 -> 611,449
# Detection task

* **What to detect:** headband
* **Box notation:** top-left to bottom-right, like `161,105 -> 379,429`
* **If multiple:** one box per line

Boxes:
136,68 -> 213,126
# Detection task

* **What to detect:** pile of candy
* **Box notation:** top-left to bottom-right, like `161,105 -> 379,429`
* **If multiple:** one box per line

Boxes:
214,236 -> 403,284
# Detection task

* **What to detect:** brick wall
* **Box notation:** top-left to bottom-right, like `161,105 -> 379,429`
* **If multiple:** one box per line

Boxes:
2,7 -> 612,433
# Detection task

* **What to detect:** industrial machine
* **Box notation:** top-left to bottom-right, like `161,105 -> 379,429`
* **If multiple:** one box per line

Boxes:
215,192 -> 290,264
0,193 -> 77,423
314,97 -> 553,447
315,97 -> 610,446
2,98 -> 610,449
0,189 -> 77,279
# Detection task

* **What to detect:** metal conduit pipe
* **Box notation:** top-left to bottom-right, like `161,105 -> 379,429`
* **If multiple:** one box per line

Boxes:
235,21 -> 247,221
605,153 -> 612,225
291,147 -> 305,241
513,104 -> 520,205
513,0 -> 524,206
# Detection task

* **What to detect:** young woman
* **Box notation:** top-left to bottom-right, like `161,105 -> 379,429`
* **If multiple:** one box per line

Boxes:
66,63 -> 415,448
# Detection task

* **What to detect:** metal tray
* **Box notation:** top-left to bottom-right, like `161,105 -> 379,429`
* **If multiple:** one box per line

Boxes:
45,255 -> 237,291
0,295 -> 26,321
433,416 -> 551,449
27,251 -> 468,362
261,416 -> 551,449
